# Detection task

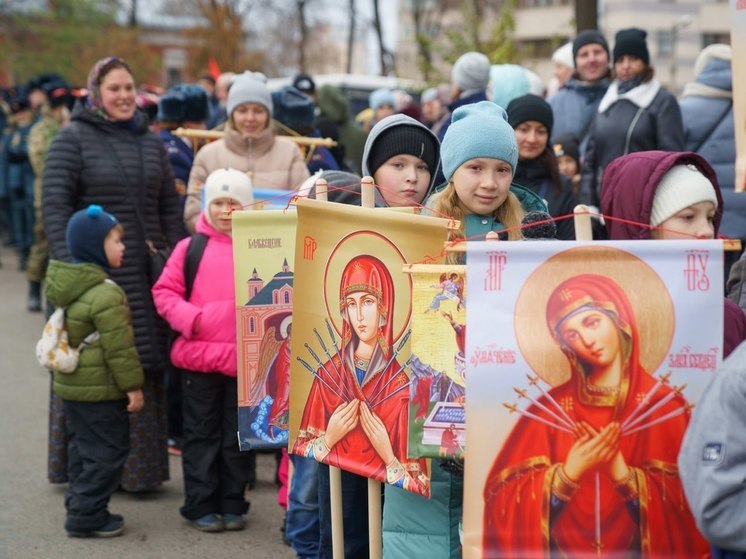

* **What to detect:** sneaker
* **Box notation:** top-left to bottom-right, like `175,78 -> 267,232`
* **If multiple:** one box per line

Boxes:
222,513 -> 246,531
67,517 -> 125,538
190,513 -> 224,533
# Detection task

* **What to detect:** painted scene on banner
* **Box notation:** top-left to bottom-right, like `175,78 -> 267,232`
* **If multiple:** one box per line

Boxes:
408,267 -> 467,459
233,210 -> 297,451
462,241 -> 724,558
288,198 -> 451,497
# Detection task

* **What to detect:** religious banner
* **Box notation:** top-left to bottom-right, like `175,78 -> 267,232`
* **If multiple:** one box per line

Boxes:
462,240 -> 723,558
407,266 -> 467,459
233,210 -> 297,450
731,0 -> 746,191
288,198 -> 451,497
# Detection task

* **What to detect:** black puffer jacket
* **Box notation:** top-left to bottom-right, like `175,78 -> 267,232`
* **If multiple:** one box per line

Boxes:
43,102 -> 184,370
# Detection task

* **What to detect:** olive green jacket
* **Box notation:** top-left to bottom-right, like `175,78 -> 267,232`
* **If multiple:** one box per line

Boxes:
45,260 -> 144,401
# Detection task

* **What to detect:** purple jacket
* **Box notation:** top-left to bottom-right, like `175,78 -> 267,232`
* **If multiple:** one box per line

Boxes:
152,213 -> 237,376
600,150 -> 746,358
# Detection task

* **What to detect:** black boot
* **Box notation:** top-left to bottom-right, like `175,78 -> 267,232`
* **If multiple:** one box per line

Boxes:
27,281 -> 41,312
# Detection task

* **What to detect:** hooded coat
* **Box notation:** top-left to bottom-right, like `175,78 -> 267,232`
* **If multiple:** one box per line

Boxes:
679,340 -> 746,556
45,259 -> 144,402
680,51 -> 734,189
679,48 -> 745,244
361,113 -> 441,206
600,150 -> 746,358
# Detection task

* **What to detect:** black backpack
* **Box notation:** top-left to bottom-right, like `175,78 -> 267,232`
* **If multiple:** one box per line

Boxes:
184,232 -> 209,301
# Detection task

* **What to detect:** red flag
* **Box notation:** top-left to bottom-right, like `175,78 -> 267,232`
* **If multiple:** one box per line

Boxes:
208,57 -> 221,80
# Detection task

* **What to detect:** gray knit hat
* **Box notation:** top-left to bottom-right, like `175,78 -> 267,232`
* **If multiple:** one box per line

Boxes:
452,52 -> 490,92
227,71 -> 273,117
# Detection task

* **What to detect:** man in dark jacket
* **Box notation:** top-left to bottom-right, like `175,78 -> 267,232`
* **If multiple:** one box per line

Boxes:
548,30 -> 611,155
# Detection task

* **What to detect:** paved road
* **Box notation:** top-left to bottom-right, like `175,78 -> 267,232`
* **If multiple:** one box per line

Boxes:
0,249 -> 295,559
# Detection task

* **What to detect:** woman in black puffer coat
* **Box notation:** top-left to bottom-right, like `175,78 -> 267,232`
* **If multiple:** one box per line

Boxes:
507,94 -> 578,240
43,57 -> 184,491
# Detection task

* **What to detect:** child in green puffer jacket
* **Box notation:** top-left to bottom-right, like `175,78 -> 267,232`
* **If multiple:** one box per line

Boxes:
45,204 -> 144,538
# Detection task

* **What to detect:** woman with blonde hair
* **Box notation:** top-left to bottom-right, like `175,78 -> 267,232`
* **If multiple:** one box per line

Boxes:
184,71 -> 309,232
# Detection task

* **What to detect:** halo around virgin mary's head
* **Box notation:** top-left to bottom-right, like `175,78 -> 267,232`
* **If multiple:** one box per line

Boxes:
323,230 -> 412,343
514,246 -> 674,387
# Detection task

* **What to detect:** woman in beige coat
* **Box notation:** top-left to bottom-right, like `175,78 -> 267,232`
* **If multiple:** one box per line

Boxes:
184,71 -> 309,231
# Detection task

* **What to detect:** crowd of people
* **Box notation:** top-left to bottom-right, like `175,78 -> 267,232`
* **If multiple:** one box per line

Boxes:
2,22 -> 746,558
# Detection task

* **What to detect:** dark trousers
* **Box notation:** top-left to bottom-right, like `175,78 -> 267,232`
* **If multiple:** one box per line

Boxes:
318,463 -> 371,559
164,364 -> 183,443
180,370 -> 252,520
63,399 -> 129,532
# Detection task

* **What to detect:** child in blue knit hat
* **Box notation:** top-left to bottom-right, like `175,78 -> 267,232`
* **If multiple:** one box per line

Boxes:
45,204 -> 144,538
426,100 -> 547,242
382,101 -> 549,559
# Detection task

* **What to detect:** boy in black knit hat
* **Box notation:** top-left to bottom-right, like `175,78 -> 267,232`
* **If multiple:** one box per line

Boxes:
360,113 -> 441,207
45,204 -> 144,538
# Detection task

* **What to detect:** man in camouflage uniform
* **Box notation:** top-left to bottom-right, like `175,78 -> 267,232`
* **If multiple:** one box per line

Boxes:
26,79 -> 72,311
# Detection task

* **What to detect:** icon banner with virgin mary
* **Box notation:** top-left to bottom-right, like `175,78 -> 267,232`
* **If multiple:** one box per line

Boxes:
462,240 -> 723,558
288,198 -> 451,497
232,210 -> 297,450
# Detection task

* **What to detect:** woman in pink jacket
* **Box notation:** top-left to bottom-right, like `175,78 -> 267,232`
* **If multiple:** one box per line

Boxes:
152,168 -> 254,533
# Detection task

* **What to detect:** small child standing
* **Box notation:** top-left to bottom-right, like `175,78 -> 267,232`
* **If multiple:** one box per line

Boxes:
45,204 -> 144,537
152,167 -> 254,533
361,113 -> 441,207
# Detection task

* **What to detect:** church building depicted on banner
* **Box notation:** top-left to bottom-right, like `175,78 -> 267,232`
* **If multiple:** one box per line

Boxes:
238,259 -> 293,405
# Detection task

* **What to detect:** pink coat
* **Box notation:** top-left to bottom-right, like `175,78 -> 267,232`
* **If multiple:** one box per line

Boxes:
152,214 -> 237,376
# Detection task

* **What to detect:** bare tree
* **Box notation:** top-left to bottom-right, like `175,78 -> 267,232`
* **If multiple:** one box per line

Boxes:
371,0 -> 393,75
162,0 -> 263,75
297,0 -> 308,72
411,0 -> 451,82
575,0 -> 598,32
346,0 -> 356,74
128,0 -> 137,27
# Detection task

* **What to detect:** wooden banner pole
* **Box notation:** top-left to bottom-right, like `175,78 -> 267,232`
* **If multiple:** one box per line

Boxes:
172,127 -> 337,148
360,174 -> 384,559
327,170 -> 344,559
573,204 -> 594,241
329,465 -> 345,558
315,177 -> 328,202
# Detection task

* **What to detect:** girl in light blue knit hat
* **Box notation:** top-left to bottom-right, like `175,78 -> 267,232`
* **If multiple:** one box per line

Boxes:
383,102 -> 549,559
426,100 -> 547,242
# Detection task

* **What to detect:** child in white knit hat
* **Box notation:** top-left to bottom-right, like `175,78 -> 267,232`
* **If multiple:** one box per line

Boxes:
600,150 -> 746,357
152,168 -> 254,533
